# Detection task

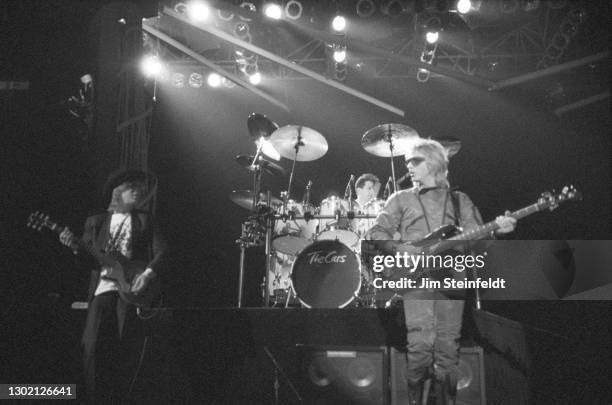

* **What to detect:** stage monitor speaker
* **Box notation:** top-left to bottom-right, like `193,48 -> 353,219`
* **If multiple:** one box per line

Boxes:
296,345 -> 388,405
390,346 -> 486,405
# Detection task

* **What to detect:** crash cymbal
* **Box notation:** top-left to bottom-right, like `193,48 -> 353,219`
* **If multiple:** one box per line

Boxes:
361,123 -> 420,157
433,136 -> 461,158
269,125 -> 328,162
247,113 -> 279,139
230,190 -> 283,211
235,154 -> 286,177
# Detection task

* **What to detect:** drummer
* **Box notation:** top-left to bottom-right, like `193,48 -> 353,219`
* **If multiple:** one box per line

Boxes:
352,173 -> 382,238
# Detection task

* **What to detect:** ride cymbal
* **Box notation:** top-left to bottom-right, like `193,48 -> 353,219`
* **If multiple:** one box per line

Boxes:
361,123 -> 419,157
269,125 -> 328,161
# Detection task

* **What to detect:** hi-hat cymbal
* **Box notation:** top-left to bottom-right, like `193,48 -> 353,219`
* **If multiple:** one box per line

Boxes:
230,190 -> 282,211
235,154 -> 286,177
269,125 -> 328,162
361,123 -> 420,157
247,113 -> 279,139
433,136 -> 462,158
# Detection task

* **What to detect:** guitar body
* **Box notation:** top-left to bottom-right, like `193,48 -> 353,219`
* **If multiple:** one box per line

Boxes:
103,256 -> 160,308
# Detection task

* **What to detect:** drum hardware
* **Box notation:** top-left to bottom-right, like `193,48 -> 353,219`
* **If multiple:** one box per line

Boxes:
247,112 -> 281,161
362,123 -> 419,193
235,154 -> 286,178
230,190 -> 283,211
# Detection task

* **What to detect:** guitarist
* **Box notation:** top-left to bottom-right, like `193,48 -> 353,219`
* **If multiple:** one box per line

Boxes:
59,168 -> 166,404
367,139 -> 515,405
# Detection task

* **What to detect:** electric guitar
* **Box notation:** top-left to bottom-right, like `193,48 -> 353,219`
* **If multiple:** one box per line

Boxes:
27,212 -> 159,308
366,185 -> 582,282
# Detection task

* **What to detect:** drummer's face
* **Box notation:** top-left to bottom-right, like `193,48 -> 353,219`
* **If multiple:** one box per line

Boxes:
357,181 -> 378,202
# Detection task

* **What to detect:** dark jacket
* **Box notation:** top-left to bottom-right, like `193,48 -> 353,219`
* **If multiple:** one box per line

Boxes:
81,210 -> 166,302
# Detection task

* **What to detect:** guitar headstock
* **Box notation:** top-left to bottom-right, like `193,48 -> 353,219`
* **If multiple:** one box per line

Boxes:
538,185 -> 582,211
27,211 -> 59,232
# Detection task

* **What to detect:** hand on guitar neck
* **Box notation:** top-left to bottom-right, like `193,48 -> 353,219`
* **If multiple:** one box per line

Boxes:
59,228 -> 79,254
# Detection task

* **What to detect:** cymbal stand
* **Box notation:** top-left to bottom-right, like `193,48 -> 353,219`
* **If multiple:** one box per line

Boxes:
285,126 -> 303,204
385,125 -> 398,194
249,142 -> 265,210
263,192 -> 274,307
236,216 -> 264,307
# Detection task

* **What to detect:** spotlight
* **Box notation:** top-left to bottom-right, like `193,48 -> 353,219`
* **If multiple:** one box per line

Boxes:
248,72 -> 262,85
207,73 -> 222,87
188,72 -> 204,88
416,68 -> 430,83
171,73 -> 185,88
217,8 -> 234,21
187,1 -> 210,21
381,0 -> 404,16
284,0 -> 303,20
356,0 -> 376,18
333,49 -> 347,63
233,21 -> 250,38
456,0 -> 472,14
221,77 -> 236,88
140,55 -> 162,77
425,31 -> 439,44
331,15 -> 346,32
238,1 -> 256,22
263,3 -> 283,19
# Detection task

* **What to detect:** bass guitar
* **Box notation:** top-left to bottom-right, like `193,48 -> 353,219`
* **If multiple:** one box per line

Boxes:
27,211 -> 159,308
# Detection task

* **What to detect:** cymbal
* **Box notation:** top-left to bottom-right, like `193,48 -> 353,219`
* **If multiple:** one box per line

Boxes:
433,136 -> 461,158
361,123 -> 419,157
247,113 -> 278,139
269,125 -> 328,162
230,190 -> 282,211
235,154 -> 286,177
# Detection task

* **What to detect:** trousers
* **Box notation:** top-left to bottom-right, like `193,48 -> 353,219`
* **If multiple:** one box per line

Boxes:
402,289 -> 464,384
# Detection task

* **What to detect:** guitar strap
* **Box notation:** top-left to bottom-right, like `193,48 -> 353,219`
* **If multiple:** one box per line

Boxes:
450,189 -> 461,227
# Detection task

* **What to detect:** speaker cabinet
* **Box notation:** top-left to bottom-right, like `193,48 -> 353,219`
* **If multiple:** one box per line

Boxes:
390,346 -> 486,405
296,345 -> 388,405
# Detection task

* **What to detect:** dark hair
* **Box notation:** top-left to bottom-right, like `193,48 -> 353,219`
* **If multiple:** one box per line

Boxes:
356,173 -> 381,189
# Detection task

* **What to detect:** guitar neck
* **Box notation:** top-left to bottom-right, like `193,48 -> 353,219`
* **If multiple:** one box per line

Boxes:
447,202 -> 544,242
45,221 -> 102,261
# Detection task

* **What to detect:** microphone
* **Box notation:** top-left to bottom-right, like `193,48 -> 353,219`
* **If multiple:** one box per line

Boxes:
344,175 -> 355,200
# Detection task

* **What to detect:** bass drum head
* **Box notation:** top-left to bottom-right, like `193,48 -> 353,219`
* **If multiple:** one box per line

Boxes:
291,240 -> 361,308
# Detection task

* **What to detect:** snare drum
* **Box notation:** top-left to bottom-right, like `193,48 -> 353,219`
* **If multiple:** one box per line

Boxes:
318,195 -> 360,248
291,240 -> 361,308
273,200 -> 318,255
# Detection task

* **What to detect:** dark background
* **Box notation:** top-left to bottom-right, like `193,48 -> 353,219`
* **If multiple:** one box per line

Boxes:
1,0 -> 610,400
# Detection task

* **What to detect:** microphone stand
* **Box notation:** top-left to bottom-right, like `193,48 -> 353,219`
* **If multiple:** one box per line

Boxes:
263,346 -> 303,404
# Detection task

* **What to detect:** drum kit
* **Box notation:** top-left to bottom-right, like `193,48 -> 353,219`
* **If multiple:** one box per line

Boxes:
231,113 -> 461,308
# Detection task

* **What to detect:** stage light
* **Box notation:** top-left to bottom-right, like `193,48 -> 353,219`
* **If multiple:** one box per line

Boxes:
188,72 -> 204,88
356,0 -> 376,18
171,73 -> 185,88
381,0 -> 404,16
248,71 -> 262,85
457,0 -> 472,14
206,73 -> 222,87
333,49 -> 347,63
263,3 -> 283,20
284,0 -> 303,20
140,55 -> 162,77
221,77 -> 236,88
426,31 -> 439,44
187,1 -> 210,21
233,21 -> 250,38
332,15 -> 346,32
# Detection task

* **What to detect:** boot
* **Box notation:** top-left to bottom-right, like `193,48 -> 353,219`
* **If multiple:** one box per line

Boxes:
407,380 -> 422,405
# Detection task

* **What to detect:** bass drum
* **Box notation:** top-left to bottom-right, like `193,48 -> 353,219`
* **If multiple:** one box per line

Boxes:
291,240 -> 361,308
